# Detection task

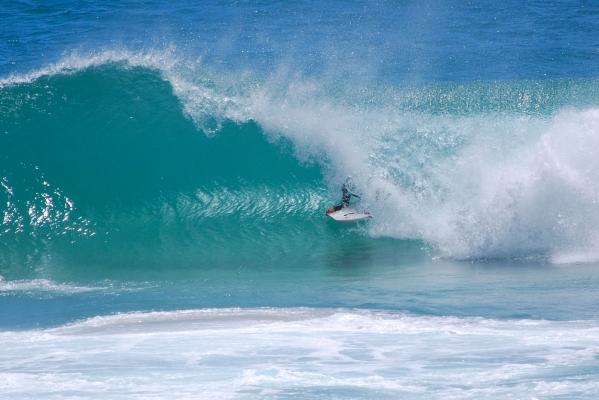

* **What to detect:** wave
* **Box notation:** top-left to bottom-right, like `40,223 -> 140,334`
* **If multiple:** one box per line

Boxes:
2,49 -> 599,270
3,307 -> 599,399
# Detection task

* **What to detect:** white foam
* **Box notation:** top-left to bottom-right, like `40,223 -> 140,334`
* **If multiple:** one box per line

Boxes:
2,308 -> 599,399
0,279 -> 104,295
242,76 -> 599,261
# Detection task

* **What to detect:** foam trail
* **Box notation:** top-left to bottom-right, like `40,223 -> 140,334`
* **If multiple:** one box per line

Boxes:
2,308 -> 599,399
0,279 -> 104,295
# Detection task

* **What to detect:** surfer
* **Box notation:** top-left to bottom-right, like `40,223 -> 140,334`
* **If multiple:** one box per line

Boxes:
326,178 -> 372,221
341,181 -> 360,207
328,178 -> 360,213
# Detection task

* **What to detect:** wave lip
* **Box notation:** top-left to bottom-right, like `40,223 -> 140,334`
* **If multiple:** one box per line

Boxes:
0,48 -> 178,89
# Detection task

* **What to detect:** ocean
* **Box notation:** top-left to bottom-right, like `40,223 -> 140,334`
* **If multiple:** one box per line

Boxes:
2,1 -> 599,398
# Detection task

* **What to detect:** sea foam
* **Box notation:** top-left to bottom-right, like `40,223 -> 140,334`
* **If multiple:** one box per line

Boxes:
1,308 -> 599,399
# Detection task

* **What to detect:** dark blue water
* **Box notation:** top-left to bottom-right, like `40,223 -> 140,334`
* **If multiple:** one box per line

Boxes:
2,1 -> 599,80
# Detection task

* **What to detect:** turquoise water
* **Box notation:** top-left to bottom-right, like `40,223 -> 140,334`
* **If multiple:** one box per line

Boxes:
3,1 -> 599,398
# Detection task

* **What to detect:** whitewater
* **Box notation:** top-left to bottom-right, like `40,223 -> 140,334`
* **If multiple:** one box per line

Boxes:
3,308 -> 599,399
3,1 -> 599,398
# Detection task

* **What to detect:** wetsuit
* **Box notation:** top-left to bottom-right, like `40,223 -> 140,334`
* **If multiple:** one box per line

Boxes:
342,185 -> 353,207
334,184 -> 359,211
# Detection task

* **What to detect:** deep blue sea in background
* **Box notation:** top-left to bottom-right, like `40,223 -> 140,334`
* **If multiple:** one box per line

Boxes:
2,1 -> 599,398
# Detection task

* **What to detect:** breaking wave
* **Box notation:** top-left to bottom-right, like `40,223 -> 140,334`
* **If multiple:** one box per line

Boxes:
2,49 -> 599,273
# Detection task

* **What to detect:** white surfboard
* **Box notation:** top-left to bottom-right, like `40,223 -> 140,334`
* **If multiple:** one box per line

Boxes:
326,207 -> 372,222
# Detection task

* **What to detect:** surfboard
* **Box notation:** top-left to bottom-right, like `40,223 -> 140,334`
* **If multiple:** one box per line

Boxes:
326,207 -> 372,222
